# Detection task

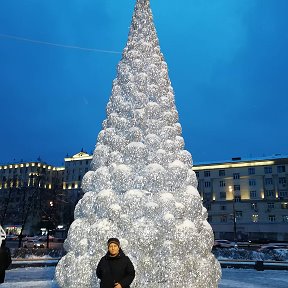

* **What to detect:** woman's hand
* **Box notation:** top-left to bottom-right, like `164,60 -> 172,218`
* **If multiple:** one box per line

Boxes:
114,283 -> 122,288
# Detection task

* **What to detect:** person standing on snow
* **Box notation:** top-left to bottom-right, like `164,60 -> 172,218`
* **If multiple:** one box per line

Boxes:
96,238 -> 135,288
0,238 -> 12,284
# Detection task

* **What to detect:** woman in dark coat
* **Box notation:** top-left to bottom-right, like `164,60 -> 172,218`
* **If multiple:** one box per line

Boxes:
0,239 -> 12,283
96,238 -> 135,288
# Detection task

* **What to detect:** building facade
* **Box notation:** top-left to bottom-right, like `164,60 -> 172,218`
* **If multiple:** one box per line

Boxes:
1,153 -> 287,241
61,151 -> 93,226
194,155 -> 288,242
63,151 -> 92,191
0,161 -> 64,234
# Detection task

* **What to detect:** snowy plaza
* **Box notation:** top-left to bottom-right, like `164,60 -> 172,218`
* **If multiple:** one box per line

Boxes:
1,266 -> 287,288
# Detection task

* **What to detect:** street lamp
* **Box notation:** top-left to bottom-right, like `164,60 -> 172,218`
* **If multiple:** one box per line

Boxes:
229,186 -> 237,242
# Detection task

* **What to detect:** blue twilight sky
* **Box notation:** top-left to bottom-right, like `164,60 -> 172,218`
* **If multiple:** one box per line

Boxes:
0,0 -> 288,167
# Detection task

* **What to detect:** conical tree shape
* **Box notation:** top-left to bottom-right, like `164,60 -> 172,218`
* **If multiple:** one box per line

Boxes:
56,0 -> 221,287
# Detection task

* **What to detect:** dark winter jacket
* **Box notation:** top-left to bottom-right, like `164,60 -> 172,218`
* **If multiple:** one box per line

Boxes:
0,243 -> 12,283
96,249 -> 135,288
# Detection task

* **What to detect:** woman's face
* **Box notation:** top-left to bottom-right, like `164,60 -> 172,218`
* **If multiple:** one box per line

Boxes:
108,243 -> 120,256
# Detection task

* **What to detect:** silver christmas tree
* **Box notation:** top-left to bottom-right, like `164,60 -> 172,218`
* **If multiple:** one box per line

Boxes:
56,0 -> 221,287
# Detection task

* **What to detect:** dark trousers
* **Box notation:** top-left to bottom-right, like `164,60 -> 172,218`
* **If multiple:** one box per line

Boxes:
0,270 -> 6,283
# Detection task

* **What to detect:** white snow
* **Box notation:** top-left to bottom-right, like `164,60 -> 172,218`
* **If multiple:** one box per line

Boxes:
2,267 -> 288,288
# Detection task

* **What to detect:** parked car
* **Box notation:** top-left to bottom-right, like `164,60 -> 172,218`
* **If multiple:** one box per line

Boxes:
22,236 -> 64,249
22,235 -> 40,242
22,239 -> 46,248
5,234 -> 18,241
214,240 -> 238,248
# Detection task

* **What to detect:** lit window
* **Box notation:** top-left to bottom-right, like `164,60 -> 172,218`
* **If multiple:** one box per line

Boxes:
252,214 -> 259,222
281,203 -> 288,209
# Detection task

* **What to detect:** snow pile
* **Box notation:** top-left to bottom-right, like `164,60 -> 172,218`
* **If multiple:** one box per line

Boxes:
214,248 -> 288,262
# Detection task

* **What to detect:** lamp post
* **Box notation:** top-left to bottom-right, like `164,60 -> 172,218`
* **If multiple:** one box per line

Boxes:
229,186 -> 237,242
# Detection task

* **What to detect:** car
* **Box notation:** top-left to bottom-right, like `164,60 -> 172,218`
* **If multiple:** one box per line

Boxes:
22,235 -> 39,242
5,234 -> 18,241
22,236 -> 64,249
214,240 -> 238,248
22,239 -> 46,248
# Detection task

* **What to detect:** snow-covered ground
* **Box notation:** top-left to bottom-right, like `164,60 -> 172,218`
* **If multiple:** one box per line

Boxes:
2,267 -> 288,288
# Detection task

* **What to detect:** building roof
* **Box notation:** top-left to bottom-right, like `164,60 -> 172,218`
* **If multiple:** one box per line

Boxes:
194,154 -> 288,169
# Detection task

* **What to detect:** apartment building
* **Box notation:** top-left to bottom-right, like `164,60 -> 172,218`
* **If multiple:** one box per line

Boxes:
194,155 -> 288,242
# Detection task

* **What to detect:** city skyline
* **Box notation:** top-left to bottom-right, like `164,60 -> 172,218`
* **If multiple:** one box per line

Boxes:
1,0 -> 288,166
